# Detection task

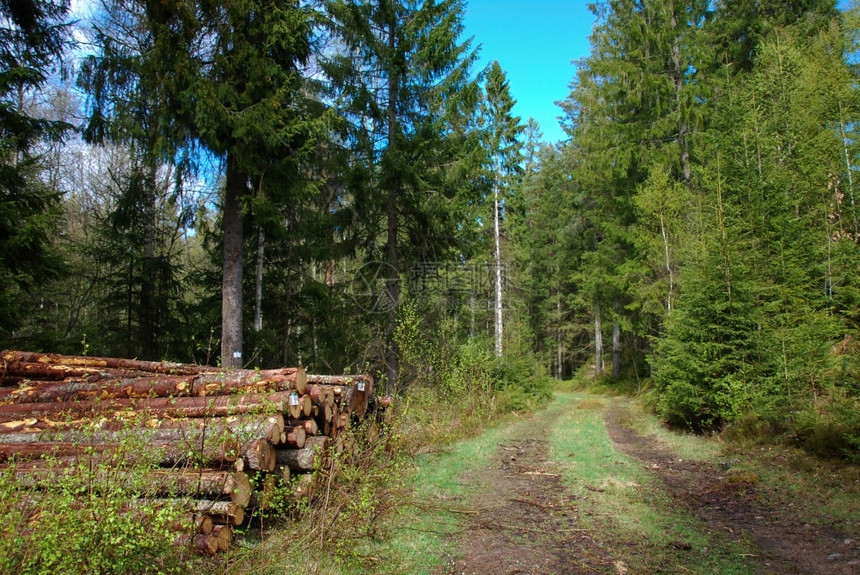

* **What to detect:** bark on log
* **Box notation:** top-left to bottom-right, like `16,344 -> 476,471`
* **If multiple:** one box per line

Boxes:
0,437 -> 240,467
179,533 -> 219,555
155,498 -> 244,526
1,350 -> 200,376
192,368 -> 307,396
103,413 -> 284,446
305,374 -> 373,387
0,376 -> 195,404
275,436 -> 329,473
294,473 -> 317,499
8,468 -> 252,508
0,362 -> 103,382
0,391 -> 301,423
170,513 -> 213,536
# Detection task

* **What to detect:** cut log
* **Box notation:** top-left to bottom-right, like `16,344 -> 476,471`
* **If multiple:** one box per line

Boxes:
0,437 -> 240,467
294,473 -> 317,499
300,394 -> 313,417
1,350 -> 200,376
307,384 -> 335,407
107,413 -> 284,446
155,498 -> 244,526
286,392 -> 303,420
9,467 -> 253,508
273,464 -> 291,485
287,418 -> 318,437
211,524 -> 232,551
183,533 -> 219,555
0,376 -> 195,404
169,513 -> 213,536
241,438 -> 276,472
284,425 -> 306,448
275,436 -> 329,473
0,390 -> 301,423
305,374 -> 373,387
192,368 -> 307,396
0,362 -> 104,382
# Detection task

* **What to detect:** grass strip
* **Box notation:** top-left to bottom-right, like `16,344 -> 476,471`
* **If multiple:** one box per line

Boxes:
549,392 -> 760,574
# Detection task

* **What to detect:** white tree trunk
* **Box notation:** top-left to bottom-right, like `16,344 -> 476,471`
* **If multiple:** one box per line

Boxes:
494,181 -> 503,358
594,302 -> 604,376
612,321 -> 621,379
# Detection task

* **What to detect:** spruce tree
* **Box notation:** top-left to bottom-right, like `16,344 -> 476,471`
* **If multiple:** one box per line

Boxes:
191,0 -> 315,368
480,60 -> 523,358
78,0 -> 197,359
0,0 -> 71,335
323,0 -> 478,392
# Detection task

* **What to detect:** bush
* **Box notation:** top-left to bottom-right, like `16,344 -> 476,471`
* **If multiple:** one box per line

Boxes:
0,459 -> 195,575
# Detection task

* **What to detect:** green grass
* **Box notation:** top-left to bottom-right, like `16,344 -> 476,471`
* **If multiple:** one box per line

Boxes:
548,392 -> 759,574
222,389 -> 860,575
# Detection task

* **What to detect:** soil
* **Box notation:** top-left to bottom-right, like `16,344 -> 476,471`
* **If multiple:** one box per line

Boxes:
444,399 -> 860,575
445,407 -> 616,575
604,405 -> 860,575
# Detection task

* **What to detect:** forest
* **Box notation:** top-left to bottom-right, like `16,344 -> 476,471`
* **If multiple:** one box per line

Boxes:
2,0 -> 859,460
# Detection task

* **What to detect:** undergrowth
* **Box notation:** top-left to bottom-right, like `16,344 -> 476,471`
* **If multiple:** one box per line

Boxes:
0,435 -> 201,575
220,307 -> 553,574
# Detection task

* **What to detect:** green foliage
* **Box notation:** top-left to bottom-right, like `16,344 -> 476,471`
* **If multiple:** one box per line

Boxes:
0,459 -> 195,574
0,0 -> 70,336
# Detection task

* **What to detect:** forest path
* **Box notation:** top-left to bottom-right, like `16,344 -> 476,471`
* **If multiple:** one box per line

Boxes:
441,393 -> 859,575
445,397 -> 615,574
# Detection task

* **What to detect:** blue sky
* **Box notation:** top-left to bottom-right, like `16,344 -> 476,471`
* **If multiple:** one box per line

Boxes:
463,0 -> 596,143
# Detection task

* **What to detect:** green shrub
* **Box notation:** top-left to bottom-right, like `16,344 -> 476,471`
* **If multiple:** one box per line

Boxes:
0,460 -> 195,575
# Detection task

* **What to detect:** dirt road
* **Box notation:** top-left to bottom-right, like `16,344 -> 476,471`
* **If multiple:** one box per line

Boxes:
442,394 -> 859,575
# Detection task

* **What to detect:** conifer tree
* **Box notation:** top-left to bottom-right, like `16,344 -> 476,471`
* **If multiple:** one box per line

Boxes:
78,0 -> 196,359
0,0 -> 71,335
323,0 -> 478,392
480,60 -> 523,358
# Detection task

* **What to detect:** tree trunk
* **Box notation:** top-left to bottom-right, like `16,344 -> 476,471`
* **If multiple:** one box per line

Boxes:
140,161 -> 160,359
594,302 -> 604,376
556,296 -> 563,380
494,179 -> 503,358
253,226 -> 265,368
221,153 -> 246,369
385,15 -> 400,397
670,0 -> 691,190
612,322 -> 621,379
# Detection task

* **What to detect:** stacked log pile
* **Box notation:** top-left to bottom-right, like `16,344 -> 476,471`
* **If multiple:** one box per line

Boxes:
0,350 -> 376,556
